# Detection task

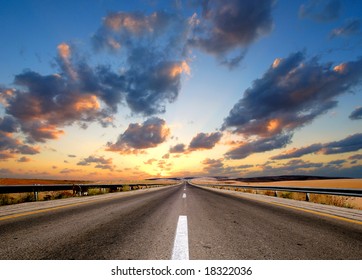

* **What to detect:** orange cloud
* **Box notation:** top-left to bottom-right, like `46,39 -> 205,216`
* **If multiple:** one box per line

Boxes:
57,43 -> 71,59
267,119 -> 280,132
35,125 -> 65,140
272,58 -> 282,68
57,42 -> 78,80
333,63 -> 347,73
73,95 -> 100,111
170,61 -> 191,78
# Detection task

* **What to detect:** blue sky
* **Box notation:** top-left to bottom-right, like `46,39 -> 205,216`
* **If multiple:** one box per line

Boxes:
1,0 -> 362,179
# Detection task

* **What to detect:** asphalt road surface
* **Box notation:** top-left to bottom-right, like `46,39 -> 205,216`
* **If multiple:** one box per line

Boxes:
0,182 -> 361,259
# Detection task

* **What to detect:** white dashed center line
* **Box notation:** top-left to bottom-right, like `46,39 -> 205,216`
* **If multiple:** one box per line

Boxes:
182,193 -> 186,198
171,215 -> 189,260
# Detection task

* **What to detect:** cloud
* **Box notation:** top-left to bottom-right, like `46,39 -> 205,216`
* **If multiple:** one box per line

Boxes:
225,133 -> 293,159
330,18 -> 361,38
107,117 -> 170,154
299,0 -> 341,22
2,38 -> 188,144
93,10 -> 191,116
249,159 -> 362,178
326,159 -> 346,166
17,156 -> 31,163
168,132 -> 222,154
349,154 -> 362,160
169,143 -> 186,153
202,158 -> 224,173
68,154 -> 77,158
0,152 -> 15,161
201,158 -> 250,177
349,107 -> 362,120
188,132 -> 222,151
0,168 -> 13,176
271,143 -> 323,160
124,56 -> 190,115
144,158 -> 157,165
222,52 -> 362,138
77,155 -> 114,170
1,44 -> 125,143
322,133 -> 362,154
188,0 -> 274,67
272,133 -> 362,159
0,116 -> 18,133
60,168 -> 80,174
93,11 -> 177,52
0,131 -> 40,158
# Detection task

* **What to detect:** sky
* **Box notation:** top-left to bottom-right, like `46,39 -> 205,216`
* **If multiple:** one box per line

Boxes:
1,0 -> 362,180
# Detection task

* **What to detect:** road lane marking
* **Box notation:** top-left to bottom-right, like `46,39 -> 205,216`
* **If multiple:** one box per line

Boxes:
230,192 -> 362,225
266,200 -> 362,226
0,186 -> 177,221
0,199 -> 104,221
207,188 -> 362,226
171,215 -> 189,260
182,193 -> 186,198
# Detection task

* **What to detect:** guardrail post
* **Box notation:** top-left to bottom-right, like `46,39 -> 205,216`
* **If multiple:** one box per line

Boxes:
34,191 -> 38,201
306,193 -> 310,202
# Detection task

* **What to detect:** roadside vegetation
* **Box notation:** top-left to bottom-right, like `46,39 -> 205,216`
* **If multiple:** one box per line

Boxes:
201,185 -> 360,210
0,178 -> 177,206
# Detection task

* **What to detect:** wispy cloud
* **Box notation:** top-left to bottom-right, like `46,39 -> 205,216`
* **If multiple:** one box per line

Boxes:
225,133 -> 293,160
77,155 -> 114,170
17,156 -> 32,163
299,0 -> 341,22
201,158 -> 251,177
330,18 -> 361,38
271,133 -> 362,160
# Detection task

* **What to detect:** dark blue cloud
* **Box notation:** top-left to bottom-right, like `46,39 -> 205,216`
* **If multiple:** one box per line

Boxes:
188,132 -> 222,151
92,10 -> 191,116
330,18 -> 361,38
169,143 -> 186,153
272,133 -> 362,159
188,0 -> 274,67
299,0 -> 341,22
107,117 -> 170,154
225,133 -> 293,160
349,107 -> 362,120
222,52 -> 362,138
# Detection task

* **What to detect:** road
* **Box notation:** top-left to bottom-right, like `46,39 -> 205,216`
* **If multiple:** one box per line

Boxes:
0,182 -> 361,259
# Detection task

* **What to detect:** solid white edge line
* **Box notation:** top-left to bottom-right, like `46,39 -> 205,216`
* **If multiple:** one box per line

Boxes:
171,215 -> 189,260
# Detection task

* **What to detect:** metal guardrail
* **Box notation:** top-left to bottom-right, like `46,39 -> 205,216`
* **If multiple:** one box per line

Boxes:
188,181 -> 362,198
0,182 -> 179,201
